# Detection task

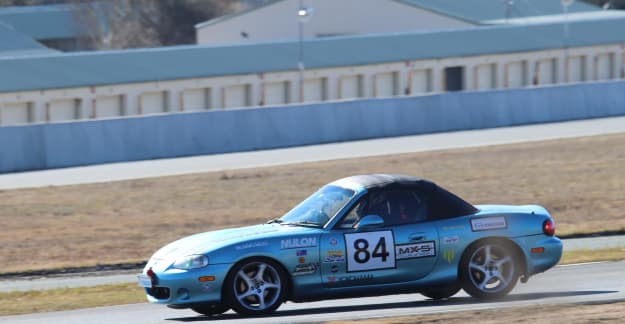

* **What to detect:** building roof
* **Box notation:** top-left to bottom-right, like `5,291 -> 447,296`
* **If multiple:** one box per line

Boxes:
396,0 -> 600,24
0,4 -> 84,40
483,9 -> 625,25
196,0 -> 284,29
0,23 -> 56,57
196,0 -> 601,29
1,14 -> 625,93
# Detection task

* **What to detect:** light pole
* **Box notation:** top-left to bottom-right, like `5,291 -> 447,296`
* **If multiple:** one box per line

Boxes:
297,1 -> 312,102
505,0 -> 514,24
562,0 -> 573,82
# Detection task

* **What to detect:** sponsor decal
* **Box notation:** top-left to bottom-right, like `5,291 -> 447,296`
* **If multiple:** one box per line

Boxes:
329,237 -> 339,246
281,237 -> 317,249
293,262 -> 319,276
331,265 -> 339,273
443,225 -> 465,231
296,249 -> 308,256
327,274 -> 374,283
323,250 -> 345,263
395,241 -> 436,260
327,250 -> 343,256
235,241 -> 268,250
443,235 -> 460,245
470,216 -> 507,232
443,248 -> 455,264
324,255 -> 345,263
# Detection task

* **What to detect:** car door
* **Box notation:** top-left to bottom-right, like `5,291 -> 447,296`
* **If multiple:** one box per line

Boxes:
320,189 -> 439,287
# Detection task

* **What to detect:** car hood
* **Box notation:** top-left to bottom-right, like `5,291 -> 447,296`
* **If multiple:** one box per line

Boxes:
150,223 -> 321,262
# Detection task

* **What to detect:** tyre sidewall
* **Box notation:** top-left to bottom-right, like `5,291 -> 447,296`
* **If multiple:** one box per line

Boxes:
420,283 -> 461,300
225,258 -> 287,315
190,304 -> 229,316
460,240 -> 519,299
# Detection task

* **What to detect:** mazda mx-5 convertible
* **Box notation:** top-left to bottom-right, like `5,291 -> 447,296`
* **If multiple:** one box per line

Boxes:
138,174 -> 562,316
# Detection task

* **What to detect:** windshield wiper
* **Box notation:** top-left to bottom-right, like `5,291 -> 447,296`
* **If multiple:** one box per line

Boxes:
283,220 -> 322,228
266,218 -> 284,224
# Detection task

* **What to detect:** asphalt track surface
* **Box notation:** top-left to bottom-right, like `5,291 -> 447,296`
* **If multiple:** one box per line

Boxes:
2,261 -> 624,324
1,115 -> 625,190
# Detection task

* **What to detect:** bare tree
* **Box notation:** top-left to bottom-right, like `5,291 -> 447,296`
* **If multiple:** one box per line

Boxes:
70,0 -> 237,50
0,0 -> 56,5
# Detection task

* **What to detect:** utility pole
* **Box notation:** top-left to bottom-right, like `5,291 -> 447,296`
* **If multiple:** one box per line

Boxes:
297,0 -> 313,102
562,0 -> 573,82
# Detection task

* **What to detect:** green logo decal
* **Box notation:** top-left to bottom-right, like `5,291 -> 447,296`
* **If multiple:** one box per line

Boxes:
443,248 -> 455,263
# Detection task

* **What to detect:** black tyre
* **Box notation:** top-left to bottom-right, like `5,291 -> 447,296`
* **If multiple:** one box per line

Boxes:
420,284 -> 461,300
190,304 -> 229,316
225,258 -> 287,315
460,240 -> 520,299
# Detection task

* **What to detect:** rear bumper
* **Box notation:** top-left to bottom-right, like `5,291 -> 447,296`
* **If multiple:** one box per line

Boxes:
515,235 -> 562,278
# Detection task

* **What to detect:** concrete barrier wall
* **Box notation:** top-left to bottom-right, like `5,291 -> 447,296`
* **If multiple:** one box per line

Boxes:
1,81 -> 625,173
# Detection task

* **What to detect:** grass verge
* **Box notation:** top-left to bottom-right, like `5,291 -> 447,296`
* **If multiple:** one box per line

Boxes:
0,253 -> 623,316
0,283 -> 144,316
561,248 -> 625,264
1,133 -> 624,273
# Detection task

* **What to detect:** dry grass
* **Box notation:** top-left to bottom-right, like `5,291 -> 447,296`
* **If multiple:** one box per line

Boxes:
0,133 -> 624,273
561,248 -> 625,264
0,283 -> 144,316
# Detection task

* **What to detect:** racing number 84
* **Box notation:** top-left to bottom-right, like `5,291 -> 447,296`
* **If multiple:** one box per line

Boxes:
354,238 -> 389,263
345,231 -> 396,272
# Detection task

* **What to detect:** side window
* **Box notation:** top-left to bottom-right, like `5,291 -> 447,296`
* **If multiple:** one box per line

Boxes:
336,192 -> 385,229
369,192 -> 391,218
338,199 -> 367,229
386,190 -> 427,226
336,190 -> 428,229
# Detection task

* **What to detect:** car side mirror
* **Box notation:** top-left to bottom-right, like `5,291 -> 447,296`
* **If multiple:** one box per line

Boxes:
355,215 -> 384,230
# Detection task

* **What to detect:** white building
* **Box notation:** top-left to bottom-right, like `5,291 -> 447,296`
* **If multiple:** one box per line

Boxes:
1,12 -> 625,127
196,0 -> 600,45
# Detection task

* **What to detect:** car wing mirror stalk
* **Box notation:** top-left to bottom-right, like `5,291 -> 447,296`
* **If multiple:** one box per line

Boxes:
355,215 -> 385,230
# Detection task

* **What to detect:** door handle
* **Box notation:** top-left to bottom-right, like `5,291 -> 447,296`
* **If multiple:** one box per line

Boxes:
409,234 -> 425,241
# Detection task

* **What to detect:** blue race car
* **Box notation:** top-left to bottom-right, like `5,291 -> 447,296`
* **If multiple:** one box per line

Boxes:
138,174 -> 562,316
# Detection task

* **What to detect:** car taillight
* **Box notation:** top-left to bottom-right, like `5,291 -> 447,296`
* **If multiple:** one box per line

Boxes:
543,219 -> 555,236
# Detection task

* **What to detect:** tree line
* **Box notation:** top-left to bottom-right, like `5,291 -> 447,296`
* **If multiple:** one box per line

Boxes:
0,0 -> 237,49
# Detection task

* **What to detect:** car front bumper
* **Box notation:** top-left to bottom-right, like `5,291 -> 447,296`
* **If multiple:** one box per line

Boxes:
141,263 -> 232,306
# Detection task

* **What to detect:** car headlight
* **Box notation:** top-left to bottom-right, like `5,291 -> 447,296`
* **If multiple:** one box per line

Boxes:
172,254 -> 209,270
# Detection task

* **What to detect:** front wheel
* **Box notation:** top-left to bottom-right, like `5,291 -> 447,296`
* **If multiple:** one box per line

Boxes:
190,304 -> 229,316
225,258 -> 286,315
460,241 -> 519,299
420,284 -> 461,300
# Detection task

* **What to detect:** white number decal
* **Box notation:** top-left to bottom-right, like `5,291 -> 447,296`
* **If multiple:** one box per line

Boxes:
345,231 -> 395,272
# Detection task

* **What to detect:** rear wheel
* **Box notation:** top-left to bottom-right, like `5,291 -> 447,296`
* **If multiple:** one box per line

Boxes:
420,284 -> 461,300
225,258 -> 286,315
190,304 -> 229,316
460,240 -> 519,299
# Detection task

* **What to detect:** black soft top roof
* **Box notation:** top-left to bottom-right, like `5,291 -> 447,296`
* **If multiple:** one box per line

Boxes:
340,174 -> 433,190
339,174 -> 478,219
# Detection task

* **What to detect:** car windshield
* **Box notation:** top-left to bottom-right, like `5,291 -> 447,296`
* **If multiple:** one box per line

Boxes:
278,185 -> 356,227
